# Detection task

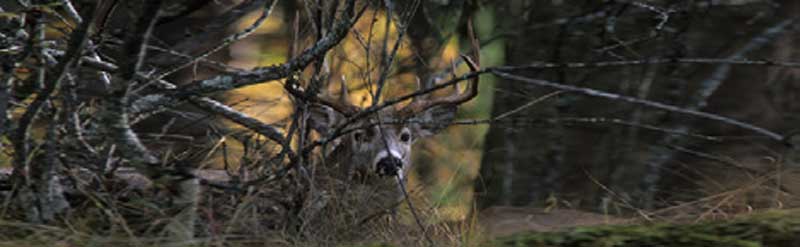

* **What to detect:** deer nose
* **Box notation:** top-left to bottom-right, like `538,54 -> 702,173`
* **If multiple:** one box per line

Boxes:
376,156 -> 403,177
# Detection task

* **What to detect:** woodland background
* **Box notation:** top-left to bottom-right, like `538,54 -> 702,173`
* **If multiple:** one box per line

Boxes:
2,0 -> 800,246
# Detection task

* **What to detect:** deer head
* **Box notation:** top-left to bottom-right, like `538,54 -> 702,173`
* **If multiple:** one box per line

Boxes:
307,55 -> 480,188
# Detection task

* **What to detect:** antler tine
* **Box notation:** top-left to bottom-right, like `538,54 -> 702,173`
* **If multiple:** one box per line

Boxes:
400,20 -> 480,117
450,59 -> 463,93
340,74 -> 349,104
314,75 -> 360,116
409,76 -> 429,103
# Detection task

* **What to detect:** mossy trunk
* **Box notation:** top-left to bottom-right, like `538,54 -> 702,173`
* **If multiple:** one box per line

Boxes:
490,210 -> 800,247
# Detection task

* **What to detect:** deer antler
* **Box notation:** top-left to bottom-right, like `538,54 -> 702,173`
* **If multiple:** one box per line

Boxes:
400,20 -> 481,117
314,75 -> 361,116
313,21 -> 480,118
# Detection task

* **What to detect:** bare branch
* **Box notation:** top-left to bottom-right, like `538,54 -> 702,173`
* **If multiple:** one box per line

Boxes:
491,70 -> 784,142
130,0 -> 365,119
12,3 -> 98,177
102,0 -> 163,166
189,97 -> 288,150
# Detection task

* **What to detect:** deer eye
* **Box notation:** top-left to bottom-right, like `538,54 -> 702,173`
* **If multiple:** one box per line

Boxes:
399,131 -> 411,143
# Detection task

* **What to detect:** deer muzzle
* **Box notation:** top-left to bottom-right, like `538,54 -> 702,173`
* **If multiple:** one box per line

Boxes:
376,155 -> 403,177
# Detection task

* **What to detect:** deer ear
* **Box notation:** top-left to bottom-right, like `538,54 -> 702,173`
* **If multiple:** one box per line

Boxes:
308,104 -> 344,134
411,105 -> 457,138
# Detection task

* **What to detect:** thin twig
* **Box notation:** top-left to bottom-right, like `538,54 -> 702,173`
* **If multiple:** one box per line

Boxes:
396,175 -> 434,246
372,0 -> 420,104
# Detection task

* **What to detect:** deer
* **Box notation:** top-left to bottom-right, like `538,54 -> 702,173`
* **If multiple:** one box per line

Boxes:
295,55 -> 480,225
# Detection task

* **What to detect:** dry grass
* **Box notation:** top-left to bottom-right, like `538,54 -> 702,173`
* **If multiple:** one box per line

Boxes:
3,150 -> 797,246
1,171 -> 796,247
0,165 -> 490,247
0,197 -> 486,247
